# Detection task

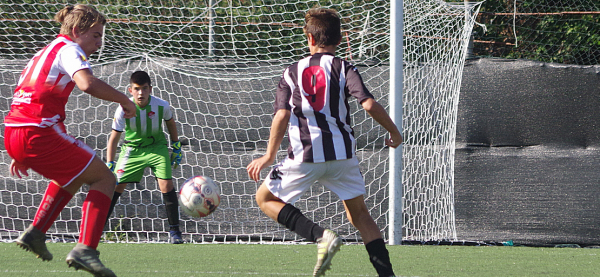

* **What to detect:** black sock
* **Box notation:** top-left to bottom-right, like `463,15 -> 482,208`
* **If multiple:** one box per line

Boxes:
162,188 -> 180,231
365,238 -> 395,277
277,203 -> 325,242
105,191 -> 122,227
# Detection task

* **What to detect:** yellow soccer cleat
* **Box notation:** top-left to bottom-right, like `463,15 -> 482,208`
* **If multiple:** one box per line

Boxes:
313,229 -> 342,277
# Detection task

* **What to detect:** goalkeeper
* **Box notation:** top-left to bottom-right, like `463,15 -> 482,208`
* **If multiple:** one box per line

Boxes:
105,70 -> 184,244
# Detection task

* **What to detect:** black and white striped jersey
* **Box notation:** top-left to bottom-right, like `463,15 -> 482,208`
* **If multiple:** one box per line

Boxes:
275,52 -> 374,163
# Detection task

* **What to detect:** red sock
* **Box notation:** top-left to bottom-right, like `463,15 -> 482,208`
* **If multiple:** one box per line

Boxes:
33,181 -> 73,233
78,190 -> 111,249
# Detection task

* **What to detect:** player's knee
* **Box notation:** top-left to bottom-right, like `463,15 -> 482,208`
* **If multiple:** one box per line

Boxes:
104,171 -> 117,186
255,191 -> 266,207
255,194 -> 275,213
255,183 -> 277,209
115,183 -> 128,193
157,179 -> 174,193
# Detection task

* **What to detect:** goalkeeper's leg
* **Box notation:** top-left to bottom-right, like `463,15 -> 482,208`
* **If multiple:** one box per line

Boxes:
104,183 -> 127,228
343,196 -> 395,277
159,178 -> 183,244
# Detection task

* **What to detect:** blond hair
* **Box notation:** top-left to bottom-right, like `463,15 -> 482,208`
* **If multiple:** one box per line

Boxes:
54,4 -> 106,36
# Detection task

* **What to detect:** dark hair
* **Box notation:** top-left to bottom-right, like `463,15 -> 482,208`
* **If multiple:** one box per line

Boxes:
130,71 -> 151,86
303,8 -> 342,47
54,4 -> 106,36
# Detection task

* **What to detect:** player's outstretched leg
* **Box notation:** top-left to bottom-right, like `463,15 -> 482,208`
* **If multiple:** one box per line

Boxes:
313,229 -> 342,277
15,224 -> 53,261
66,243 -> 116,277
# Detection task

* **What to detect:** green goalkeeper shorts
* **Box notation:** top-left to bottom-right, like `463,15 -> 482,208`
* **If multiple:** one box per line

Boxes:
115,144 -> 172,183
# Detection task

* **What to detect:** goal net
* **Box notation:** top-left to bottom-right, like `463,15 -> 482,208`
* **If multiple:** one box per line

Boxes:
0,0 -> 481,243
401,1 -> 482,241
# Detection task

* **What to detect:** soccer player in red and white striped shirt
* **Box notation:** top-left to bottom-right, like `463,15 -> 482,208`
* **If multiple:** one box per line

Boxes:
4,5 -> 135,276
247,8 -> 402,277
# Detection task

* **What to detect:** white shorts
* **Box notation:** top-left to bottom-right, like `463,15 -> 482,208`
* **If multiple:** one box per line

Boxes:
265,157 -> 366,204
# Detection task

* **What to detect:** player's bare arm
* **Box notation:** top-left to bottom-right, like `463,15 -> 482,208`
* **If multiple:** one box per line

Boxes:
72,69 -> 136,118
106,130 -> 122,163
361,98 -> 403,148
246,109 -> 291,181
164,118 -> 179,142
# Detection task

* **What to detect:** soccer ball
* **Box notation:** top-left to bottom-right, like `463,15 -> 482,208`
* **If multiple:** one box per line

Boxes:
178,175 -> 221,218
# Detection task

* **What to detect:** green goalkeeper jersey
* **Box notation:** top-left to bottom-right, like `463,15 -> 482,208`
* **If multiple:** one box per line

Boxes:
111,95 -> 173,148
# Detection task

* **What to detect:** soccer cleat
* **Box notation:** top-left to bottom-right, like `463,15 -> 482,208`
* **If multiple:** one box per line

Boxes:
313,229 -> 342,277
15,225 -> 53,261
66,243 -> 116,277
169,230 -> 184,244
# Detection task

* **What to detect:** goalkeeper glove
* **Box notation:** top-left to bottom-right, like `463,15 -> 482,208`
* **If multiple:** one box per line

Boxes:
106,161 -> 116,172
170,141 -> 182,169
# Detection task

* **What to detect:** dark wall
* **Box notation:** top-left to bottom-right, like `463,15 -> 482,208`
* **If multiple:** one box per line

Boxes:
457,58 -> 600,148
454,58 -> 600,246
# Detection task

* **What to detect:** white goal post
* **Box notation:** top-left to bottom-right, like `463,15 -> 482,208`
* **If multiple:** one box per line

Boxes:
0,0 -> 481,244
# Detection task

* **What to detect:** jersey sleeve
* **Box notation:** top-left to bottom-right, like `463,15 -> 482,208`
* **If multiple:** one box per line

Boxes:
58,45 -> 92,78
111,105 -> 126,132
163,103 -> 173,121
274,68 -> 293,113
345,62 -> 374,103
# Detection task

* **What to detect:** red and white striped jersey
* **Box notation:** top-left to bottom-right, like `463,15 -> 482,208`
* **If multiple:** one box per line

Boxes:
4,34 -> 92,128
275,53 -> 374,163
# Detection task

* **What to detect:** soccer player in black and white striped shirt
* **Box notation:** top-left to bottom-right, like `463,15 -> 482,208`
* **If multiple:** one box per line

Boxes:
247,8 -> 402,277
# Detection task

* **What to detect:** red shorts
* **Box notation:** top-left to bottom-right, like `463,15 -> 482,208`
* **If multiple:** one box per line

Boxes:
4,124 -> 95,187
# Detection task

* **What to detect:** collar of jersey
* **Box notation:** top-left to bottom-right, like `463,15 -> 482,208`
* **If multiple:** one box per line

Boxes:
57,34 -> 73,41
313,52 -> 335,57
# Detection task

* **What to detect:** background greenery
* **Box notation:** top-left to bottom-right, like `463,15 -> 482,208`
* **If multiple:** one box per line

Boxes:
474,0 -> 600,64
0,0 -> 598,64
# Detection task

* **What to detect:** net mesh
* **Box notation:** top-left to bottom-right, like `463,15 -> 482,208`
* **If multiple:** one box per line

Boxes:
0,0 -> 479,243
401,1 -> 482,241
